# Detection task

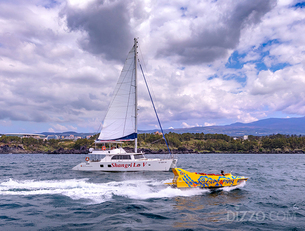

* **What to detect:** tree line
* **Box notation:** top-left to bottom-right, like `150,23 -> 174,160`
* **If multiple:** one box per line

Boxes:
137,132 -> 305,153
0,135 -> 95,153
1,133 -> 305,153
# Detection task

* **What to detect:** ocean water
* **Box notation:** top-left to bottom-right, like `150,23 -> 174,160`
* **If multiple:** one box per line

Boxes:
0,154 -> 304,230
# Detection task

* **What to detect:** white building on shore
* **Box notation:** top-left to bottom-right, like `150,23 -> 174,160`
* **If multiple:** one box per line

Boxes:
4,133 -> 46,139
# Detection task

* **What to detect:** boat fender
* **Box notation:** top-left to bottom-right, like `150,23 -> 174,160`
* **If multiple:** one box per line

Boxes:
85,157 -> 90,161
102,146 -> 106,150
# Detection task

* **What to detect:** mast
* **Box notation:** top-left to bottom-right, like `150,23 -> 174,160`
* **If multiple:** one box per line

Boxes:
134,38 -> 138,153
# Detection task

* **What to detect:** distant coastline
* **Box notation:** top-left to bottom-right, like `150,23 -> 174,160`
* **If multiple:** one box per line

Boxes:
1,133 -> 305,155
1,145 -> 304,155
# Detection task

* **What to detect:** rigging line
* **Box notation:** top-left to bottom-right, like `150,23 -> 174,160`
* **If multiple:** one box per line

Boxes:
138,44 -> 148,74
138,59 -> 172,156
137,45 -> 158,116
150,138 -> 163,144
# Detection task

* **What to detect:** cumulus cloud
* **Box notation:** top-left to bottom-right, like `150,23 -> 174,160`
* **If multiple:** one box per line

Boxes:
156,0 -> 276,64
63,0 -> 135,61
0,0 -> 120,131
48,128 -> 55,132
0,0 -> 305,133
182,122 -> 192,128
204,122 -> 216,127
50,124 -> 77,132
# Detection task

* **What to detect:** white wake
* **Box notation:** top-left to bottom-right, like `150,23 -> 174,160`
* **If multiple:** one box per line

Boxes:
0,178 -> 207,204
0,177 -> 246,204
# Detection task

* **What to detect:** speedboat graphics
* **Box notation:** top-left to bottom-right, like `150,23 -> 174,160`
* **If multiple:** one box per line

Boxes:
165,168 -> 248,188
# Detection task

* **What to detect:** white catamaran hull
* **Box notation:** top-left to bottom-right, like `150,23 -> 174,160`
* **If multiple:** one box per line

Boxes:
72,158 -> 177,172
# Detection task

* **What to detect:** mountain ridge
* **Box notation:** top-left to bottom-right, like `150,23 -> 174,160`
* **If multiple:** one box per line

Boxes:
36,116 -> 305,137
149,116 -> 305,136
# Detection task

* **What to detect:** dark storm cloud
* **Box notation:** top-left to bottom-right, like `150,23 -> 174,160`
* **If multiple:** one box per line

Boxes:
159,0 -> 276,65
63,0 -> 134,62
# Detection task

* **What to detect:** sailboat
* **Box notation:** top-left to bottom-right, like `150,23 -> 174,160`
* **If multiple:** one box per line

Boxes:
73,38 -> 177,172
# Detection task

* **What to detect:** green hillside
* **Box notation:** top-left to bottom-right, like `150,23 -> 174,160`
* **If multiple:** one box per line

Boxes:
1,133 -> 305,154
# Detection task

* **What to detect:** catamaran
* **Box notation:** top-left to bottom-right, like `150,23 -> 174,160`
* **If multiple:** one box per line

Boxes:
73,38 -> 177,172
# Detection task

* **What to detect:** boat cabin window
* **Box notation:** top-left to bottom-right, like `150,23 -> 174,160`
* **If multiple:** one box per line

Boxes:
134,154 -> 145,159
111,155 -> 131,160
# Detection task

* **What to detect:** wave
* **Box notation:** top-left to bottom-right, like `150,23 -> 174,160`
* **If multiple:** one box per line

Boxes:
0,177 -> 246,204
220,180 -> 247,192
0,178 -> 207,204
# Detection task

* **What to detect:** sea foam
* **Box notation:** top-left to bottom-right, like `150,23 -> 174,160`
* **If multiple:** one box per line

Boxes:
0,178 -> 210,204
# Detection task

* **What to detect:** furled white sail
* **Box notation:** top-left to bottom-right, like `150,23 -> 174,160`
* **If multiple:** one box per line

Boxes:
98,45 -> 137,141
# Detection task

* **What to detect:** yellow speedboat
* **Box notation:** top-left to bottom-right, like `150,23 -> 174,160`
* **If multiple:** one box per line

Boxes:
165,168 -> 248,189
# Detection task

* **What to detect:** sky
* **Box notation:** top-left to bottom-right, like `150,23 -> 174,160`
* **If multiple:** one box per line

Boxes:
1,0 -> 305,134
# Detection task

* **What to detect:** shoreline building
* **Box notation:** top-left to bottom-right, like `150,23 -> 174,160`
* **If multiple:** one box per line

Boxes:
4,133 -> 46,139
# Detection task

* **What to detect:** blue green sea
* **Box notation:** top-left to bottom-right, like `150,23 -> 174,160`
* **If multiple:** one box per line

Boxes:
1,154 -> 304,230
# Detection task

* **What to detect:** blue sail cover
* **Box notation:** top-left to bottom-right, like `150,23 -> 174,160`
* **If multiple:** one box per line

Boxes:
107,133 -> 137,142
98,45 -> 137,141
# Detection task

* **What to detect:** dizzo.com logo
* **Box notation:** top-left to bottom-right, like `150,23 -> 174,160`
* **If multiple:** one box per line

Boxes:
226,205 -> 297,222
